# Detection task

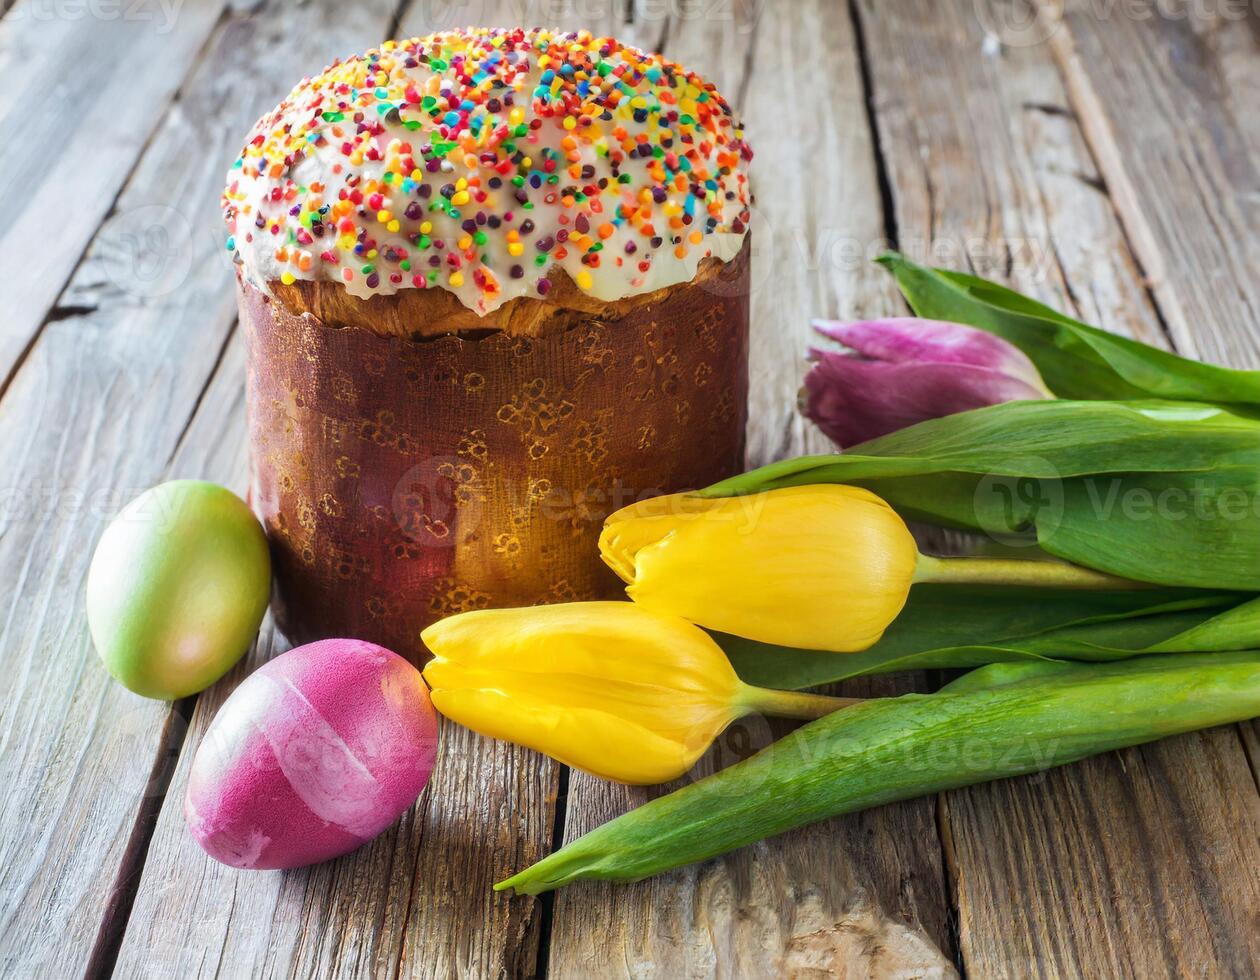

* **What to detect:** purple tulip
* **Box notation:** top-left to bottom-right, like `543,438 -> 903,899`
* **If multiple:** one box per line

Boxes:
803,317 -> 1053,448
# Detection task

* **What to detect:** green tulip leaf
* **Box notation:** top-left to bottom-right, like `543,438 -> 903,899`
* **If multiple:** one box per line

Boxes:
722,586 -> 1253,690
497,650 -> 1260,894
877,252 -> 1260,407
703,399 -> 1260,590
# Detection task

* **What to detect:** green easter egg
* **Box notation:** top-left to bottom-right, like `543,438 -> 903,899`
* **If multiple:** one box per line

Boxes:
86,481 -> 271,700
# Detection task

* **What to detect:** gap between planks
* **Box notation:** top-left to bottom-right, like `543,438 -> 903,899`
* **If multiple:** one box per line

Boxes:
84,696 -> 196,979
543,3 -> 956,977
853,0 -> 1260,976
848,0 -> 966,972
59,0 -> 419,973
1033,0 -> 1260,810
163,318 -> 240,472
848,0 -> 900,251
19,3 -> 1260,972
0,0 -> 233,402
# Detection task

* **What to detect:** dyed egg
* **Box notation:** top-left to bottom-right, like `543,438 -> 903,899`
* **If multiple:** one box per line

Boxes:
185,639 -> 439,870
86,480 -> 271,700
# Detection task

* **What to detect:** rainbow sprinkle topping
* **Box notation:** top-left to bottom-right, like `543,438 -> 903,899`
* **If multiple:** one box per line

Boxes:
223,27 -> 752,313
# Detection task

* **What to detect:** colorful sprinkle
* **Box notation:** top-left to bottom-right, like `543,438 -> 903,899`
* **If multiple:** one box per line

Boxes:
222,28 -> 751,313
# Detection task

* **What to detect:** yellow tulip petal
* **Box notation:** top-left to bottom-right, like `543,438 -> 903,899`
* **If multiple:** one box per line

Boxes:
430,687 -> 722,784
600,485 -> 919,652
423,602 -> 739,686
421,602 -> 747,784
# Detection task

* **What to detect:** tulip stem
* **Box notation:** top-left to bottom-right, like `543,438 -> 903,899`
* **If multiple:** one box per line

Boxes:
913,554 -> 1144,590
738,684 -> 863,721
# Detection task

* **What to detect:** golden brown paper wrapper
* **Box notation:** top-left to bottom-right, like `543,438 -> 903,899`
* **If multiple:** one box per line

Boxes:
240,241 -> 749,661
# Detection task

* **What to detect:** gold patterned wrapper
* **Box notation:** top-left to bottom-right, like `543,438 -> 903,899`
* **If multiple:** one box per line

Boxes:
239,241 -> 749,662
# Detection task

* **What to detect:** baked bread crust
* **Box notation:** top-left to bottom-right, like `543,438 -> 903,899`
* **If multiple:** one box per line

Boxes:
267,250 -> 735,339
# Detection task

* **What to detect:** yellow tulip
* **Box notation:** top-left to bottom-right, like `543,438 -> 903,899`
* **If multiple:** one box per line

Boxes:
600,485 -> 919,652
600,484 -> 1137,653
421,602 -> 855,785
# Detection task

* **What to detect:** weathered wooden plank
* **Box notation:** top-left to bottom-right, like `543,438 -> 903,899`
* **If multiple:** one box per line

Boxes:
1040,0 -> 1260,931
1045,0 -> 1260,368
0,0 -> 227,389
859,1 -> 1260,975
860,0 -> 1167,345
544,3 -> 958,976
0,2 -> 405,976
550,684 -> 956,980
389,5 -> 656,977
0,121 -> 238,980
116,335 -> 450,980
118,585 -> 557,979
945,730 -> 1260,979
117,6 -> 649,980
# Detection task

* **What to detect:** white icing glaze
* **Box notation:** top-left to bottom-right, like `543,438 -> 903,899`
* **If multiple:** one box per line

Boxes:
223,28 -> 752,314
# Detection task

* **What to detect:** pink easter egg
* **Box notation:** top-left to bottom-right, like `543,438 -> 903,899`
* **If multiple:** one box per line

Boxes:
185,639 -> 438,870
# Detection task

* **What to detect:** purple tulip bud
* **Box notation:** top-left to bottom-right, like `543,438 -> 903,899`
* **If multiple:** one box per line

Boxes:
803,318 -> 1053,448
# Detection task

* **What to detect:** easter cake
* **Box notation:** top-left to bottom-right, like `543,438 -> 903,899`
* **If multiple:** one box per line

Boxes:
224,28 -> 752,658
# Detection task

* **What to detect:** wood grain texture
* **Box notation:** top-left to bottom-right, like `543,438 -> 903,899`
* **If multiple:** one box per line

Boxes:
2,3 -> 1257,977
1040,0 -> 1260,936
0,0 -> 404,974
860,1 -> 1260,976
1044,0 -> 1260,368
544,3 -> 957,976
0,0 -> 227,389
0,35 -> 251,980
117,5 -> 639,980
549,681 -> 956,980
116,341 -> 438,980
858,0 -> 1167,345
136,337 -> 560,979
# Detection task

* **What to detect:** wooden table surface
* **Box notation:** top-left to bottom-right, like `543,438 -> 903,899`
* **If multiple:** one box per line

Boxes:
2,0 -> 1259,976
